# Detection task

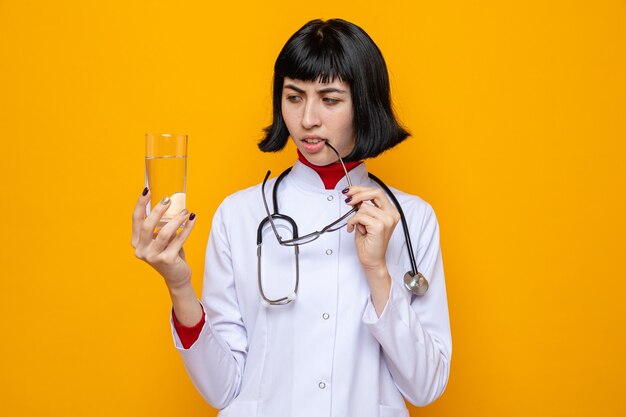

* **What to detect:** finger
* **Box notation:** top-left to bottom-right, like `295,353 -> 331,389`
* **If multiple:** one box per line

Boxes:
347,211 -> 385,236
346,221 -> 366,235
151,209 -> 191,253
344,186 -> 394,212
346,187 -> 391,210
132,187 -> 151,248
163,213 -> 197,258
346,189 -> 399,227
353,203 -> 397,228
138,196 -> 172,248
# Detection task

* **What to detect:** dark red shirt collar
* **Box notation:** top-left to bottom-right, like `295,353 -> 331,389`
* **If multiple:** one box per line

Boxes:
297,150 -> 362,190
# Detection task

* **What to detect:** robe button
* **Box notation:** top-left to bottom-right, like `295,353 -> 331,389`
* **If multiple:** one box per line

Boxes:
326,249 -> 333,255
318,382 -> 326,389
327,195 -> 333,201
322,313 -> 330,320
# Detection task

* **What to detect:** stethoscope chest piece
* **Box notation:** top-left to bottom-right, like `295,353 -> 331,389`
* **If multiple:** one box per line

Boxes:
404,271 -> 429,296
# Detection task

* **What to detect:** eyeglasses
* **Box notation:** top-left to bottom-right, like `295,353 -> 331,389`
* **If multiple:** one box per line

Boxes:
261,142 -> 358,246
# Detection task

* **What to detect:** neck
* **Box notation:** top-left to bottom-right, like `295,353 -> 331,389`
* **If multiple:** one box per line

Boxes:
297,150 -> 362,190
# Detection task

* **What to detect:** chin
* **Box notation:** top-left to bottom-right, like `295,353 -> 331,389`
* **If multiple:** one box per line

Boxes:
305,154 -> 334,166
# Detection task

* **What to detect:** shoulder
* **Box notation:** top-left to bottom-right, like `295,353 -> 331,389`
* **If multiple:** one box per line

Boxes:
380,184 -> 442,251
213,177 -> 279,220
377,182 -> 436,222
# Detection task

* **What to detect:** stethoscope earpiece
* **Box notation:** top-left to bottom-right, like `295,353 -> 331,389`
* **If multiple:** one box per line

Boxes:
404,271 -> 429,296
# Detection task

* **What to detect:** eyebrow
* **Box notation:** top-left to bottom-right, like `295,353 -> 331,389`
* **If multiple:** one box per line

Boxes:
284,83 -> 348,94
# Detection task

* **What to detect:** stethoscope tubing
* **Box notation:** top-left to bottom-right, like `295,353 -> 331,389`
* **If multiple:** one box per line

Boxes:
367,173 -> 419,277
257,167 -> 429,304
269,168 -> 419,277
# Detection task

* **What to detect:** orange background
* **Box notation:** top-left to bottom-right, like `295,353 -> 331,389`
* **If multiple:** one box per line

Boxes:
1,1 -> 625,416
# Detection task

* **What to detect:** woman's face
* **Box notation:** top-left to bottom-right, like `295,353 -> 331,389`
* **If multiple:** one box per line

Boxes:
281,77 -> 355,166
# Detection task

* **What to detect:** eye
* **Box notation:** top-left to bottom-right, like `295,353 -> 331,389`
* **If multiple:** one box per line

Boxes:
286,95 -> 302,103
322,97 -> 339,105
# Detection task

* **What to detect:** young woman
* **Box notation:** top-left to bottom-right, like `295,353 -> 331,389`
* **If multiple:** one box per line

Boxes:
132,19 -> 451,417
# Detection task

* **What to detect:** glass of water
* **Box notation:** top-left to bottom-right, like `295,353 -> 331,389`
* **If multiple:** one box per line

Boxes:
145,133 -> 188,228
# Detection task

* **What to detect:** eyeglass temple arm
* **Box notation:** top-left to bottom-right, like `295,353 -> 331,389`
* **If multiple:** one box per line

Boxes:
324,142 -> 353,188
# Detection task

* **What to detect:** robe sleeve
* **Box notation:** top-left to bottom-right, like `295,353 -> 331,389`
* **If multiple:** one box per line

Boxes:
362,202 -> 452,406
169,196 -> 248,409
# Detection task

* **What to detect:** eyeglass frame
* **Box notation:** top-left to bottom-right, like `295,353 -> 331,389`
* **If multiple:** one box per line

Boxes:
260,142 -> 358,247
256,142 -> 358,305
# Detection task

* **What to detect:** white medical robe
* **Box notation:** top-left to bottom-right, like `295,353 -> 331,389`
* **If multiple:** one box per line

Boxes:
170,161 -> 452,417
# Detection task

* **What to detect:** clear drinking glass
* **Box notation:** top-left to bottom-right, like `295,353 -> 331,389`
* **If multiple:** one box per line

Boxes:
145,133 -> 188,228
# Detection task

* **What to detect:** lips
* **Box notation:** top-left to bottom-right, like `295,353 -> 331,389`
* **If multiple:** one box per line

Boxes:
301,136 -> 327,154
303,138 -> 324,144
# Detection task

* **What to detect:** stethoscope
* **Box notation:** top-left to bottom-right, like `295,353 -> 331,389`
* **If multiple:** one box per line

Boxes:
256,165 -> 429,306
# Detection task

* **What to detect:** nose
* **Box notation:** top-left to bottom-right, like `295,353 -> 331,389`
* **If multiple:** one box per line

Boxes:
301,100 -> 321,129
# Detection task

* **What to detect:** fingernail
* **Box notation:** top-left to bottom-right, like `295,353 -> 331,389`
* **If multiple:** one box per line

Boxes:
345,197 -> 352,203
189,213 -> 196,221
180,209 -> 188,216
161,196 -> 170,205
341,187 -> 349,194
142,187 -> 149,196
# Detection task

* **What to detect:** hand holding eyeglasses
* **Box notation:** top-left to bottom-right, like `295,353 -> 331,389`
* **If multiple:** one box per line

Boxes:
344,186 -> 401,274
